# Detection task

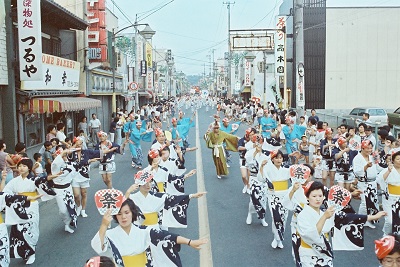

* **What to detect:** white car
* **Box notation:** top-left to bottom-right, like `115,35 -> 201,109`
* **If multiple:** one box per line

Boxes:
342,107 -> 388,127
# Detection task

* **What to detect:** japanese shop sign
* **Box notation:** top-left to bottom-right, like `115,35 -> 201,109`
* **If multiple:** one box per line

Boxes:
146,43 -> 153,69
244,61 -> 251,86
274,16 -> 286,76
147,70 -> 153,90
17,0 -> 43,81
21,54 -> 80,90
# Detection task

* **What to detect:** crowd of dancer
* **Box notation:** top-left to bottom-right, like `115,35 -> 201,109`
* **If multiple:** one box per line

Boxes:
204,97 -> 400,267
1,94 -> 400,266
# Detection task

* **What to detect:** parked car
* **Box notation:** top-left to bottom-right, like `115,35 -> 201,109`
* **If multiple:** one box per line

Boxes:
388,107 -> 400,127
342,107 -> 388,127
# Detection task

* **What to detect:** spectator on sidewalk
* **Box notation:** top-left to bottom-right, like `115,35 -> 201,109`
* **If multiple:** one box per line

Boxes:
89,113 -> 101,144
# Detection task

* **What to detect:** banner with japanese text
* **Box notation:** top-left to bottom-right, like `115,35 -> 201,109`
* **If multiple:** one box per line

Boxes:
274,16 -> 286,76
244,61 -> 251,86
21,54 -> 80,90
146,42 -> 153,69
18,0 -> 43,81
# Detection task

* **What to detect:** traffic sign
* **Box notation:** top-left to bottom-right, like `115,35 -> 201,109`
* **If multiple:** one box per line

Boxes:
129,82 -> 139,92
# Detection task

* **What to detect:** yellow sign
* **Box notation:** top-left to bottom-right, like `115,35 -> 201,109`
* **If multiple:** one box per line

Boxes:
146,43 -> 153,69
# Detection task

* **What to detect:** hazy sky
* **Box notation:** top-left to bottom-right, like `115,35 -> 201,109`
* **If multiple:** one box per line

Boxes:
111,0 -> 399,75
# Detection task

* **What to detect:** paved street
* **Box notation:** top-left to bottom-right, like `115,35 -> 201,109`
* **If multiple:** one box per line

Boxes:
15,106 -> 384,267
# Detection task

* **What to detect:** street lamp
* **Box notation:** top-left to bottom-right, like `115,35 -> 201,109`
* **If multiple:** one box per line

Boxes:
139,25 -> 156,103
139,25 -> 156,40
244,51 -> 256,62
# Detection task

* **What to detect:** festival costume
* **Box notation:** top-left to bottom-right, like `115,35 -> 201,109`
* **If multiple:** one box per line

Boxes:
353,153 -> 379,221
378,168 -> 400,235
204,131 -> 238,176
264,161 -> 290,243
92,224 -> 183,267
0,193 -> 32,266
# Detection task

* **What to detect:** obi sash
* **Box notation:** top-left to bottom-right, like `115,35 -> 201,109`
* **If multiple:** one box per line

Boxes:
157,182 -> 165,193
143,212 -> 158,226
213,144 -> 224,158
0,213 -> 3,224
300,233 -> 329,248
18,191 -> 39,202
388,184 -> 400,196
122,252 -> 147,266
272,180 -> 289,191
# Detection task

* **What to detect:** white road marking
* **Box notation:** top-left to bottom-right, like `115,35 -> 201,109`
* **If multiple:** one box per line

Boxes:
195,112 -> 213,267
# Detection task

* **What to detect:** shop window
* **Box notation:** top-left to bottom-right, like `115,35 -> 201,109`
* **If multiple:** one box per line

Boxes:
25,114 -> 43,148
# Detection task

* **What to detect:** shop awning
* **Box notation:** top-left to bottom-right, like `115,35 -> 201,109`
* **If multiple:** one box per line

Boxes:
138,91 -> 153,98
241,86 -> 251,93
29,97 -> 101,113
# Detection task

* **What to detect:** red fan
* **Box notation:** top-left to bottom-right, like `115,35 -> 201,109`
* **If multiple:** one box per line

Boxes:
94,189 -> 125,215
327,185 -> 351,211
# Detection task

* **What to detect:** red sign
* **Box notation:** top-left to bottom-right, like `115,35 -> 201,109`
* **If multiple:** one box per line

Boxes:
87,0 -> 107,62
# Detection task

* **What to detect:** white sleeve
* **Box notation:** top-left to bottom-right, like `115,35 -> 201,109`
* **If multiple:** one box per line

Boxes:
3,179 -> 16,194
297,210 -> 328,247
91,232 -> 109,254
353,155 -> 365,178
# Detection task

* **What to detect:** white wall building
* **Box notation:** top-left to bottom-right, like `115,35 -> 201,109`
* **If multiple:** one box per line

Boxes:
325,7 -> 400,109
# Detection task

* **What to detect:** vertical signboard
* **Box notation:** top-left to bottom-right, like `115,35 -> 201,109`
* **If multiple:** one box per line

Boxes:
274,16 -> 286,76
146,43 -> 153,69
244,61 -> 251,86
17,0 -> 43,81
147,70 -> 153,90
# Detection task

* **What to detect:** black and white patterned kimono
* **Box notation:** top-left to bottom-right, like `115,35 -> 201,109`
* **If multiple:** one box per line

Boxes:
377,167 -> 400,236
3,175 -> 55,260
49,155 -> 79,229
246,148 -> 270,220
264,161 -> 290,242
129,190 -> 191,229
283,186 -> 370,267
67,149 -> 100,185
353,153 -> 379,222
91,224 -> 183,267
144,164 -> 186,196
0,193 -> 32,266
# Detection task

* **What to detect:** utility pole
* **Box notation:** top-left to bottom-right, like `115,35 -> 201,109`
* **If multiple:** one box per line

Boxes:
211,48 -> 216,96
4,0 -> 17,146
223,1 -> 234,98
294,0 -> 305,111
134,15 -> 139,110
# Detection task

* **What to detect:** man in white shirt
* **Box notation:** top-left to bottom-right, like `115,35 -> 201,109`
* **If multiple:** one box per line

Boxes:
89,113 -> 101,144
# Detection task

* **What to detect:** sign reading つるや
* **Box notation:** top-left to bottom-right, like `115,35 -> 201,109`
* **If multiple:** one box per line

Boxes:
17,0 -> 43,81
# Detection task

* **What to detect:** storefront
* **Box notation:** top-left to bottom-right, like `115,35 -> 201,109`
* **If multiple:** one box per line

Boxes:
20,96 -> 101,148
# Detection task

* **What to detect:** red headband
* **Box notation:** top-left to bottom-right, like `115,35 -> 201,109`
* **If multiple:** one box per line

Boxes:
303,181 -> 314,195
154,128 -> 163,137
375,235 -> 396,260
325,128 -> 333,136
222,118 -> 229,123
270,150 -> 278,159
361,140 -> 372,149
337,137 -> 347,146
171,117 -> 177,123
97,131 -> 107,138
251,134 -> 263,144
148,149 -> 159,159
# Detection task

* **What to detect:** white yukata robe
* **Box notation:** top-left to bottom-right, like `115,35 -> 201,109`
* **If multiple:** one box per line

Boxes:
378,168 -> 400,235
264,161 -> 290,242
353,153 -> 379,219
144,164 -> 186,196
50,155 -> 78,228
246,149 -> 270,220
0,193 -> 33,267
130,190 -> 190,229
91,224 -> 184,267
3,176 -> 40,260
297,204 -> 334,267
